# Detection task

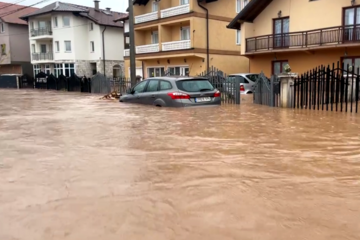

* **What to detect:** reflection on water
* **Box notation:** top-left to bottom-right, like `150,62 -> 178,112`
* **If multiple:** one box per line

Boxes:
1,89 -> 360,240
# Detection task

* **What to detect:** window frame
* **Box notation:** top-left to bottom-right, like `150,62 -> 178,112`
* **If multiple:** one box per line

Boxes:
145,79 -> 160,92
236,29 -> 241,45
272,60 -> 289,75
151,31 -> 159,44
0,22 -> 4,33
53,17 -> 58,28
90,41 -> 95,52
180,0 -> 189,5
62,16 -> 70,27
64,40 -> 71,52
152,1 -> 158,12
147,67 -> 165,77
180,26 -> 190,41
31,44 -> 36,53
1,44 -> 6,55
90,22 -> 94,31
55,41 -> 60,52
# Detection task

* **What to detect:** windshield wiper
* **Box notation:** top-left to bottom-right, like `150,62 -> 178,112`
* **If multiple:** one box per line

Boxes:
199,88 -> 213,92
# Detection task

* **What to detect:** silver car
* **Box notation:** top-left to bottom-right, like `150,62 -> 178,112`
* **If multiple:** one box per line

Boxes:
119,77 -> 221,107
222,73 -> 259,94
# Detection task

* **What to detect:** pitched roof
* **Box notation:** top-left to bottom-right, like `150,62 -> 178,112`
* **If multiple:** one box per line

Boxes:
20,1 -> 126,28
114,14 -> 129,22
0,2 -> 38,25
227,0 -> 273,29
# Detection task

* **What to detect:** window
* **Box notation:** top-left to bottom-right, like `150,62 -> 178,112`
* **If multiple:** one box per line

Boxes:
63,16 -> 70,27
160,80 -> 172,90
54,63 -> 63,77
133,80 -> 148,93
38,21 -> 46,29
343,7 -> 360,41
152,1 -> 158,12
53,17 -> 58,28
273,17 -> 290,48
90,22 -> 93,30
148,67 -> 165,77
272,60 -> 289,75
40,44 -> 47,53
146,80 -> 159,92
64,41 -> 71,52
236,30 -> 241,45
33,64 -> 41,76
0,22 -> 4,33
180,27 -> 190,40
245,74 -> 259,82
31,44 -> 35,53
151,31 -> 159,44
55,41 -> 59,52
1,44 -> 6,55
45,64 -> 51,75
168,66 -> 188,76
176,79 -> 214,92
90,41 -> 94,52
227,75 -> 248,83
343,57 -> 360,70
64,63 -> 75,77
30,21 -> 34,30
180,0 -> 189,5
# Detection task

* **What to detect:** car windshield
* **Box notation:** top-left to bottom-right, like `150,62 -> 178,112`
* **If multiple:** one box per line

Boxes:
176,79 -> 214,92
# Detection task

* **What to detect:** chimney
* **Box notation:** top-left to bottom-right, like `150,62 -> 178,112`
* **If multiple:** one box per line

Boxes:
94,0 -> 99,10
106,7 -> 111,11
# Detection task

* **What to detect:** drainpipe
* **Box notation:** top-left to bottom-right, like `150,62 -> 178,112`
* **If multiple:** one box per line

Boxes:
102,26 -> 107,76
197,0 -> 209,72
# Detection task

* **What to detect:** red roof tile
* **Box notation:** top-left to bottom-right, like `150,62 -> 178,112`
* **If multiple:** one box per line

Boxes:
0,2 -> 38,25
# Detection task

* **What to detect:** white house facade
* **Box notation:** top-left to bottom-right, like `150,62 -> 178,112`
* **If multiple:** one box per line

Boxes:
21,1 -> 127,78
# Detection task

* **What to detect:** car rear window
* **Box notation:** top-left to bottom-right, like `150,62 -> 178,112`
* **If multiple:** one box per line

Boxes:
176,79 -> 214,92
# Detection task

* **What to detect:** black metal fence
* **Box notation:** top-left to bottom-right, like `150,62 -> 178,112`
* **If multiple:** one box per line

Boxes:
198,66 -> 240,104
292,62 -> 360,113
253,73 -> 280,107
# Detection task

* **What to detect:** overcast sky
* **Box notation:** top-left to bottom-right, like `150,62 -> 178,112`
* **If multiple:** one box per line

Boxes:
2,0 -> 128,12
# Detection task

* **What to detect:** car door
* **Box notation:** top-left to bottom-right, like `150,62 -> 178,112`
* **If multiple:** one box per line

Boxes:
142,79 -> 159,105
124,80 -> 148,104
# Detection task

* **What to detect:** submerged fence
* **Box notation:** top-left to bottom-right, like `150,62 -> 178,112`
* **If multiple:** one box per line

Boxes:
293,62 -> 360,113
253,73 -> 280,107
0,72 -> 132,95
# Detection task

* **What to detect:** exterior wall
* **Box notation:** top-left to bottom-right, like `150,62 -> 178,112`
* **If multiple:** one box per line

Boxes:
0,22 -> 11,64
9,24 -> 31,62
124,60 -> 143,78
0,64 -> 22,74
248,48 -> 360,77
103,26 -> 124,61
76,60 -> 125,77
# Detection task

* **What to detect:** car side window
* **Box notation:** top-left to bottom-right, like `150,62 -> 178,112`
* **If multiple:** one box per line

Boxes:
146,80 -> 159,92
159,80 -> 172,90
246,74 -> 259,82
133,80 -> 147,94
238,76 -> 246,83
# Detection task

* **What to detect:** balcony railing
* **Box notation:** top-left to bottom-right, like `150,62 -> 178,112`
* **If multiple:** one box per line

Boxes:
32,52 -> 53,61
162,40 -> 191,51
30,27 -> 52,37
124,49 -> 130,56
160,4 -> 190,18
135,11 -> 158,24
136,44 -> 159,54
246,26 -> 360,53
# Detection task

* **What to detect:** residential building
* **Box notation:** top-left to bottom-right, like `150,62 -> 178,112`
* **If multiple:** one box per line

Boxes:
115,14 -> 143,77
123,0 -> 250,78
227,0 -> 360,76
20,1 -> 127,78
0,2 -> 37,76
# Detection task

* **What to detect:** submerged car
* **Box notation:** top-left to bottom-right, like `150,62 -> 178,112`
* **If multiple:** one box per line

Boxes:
119,76 -> 221,107
222,73 -> 259,95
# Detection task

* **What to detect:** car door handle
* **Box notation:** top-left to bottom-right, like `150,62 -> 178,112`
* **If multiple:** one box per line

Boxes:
151,94 -> 156,98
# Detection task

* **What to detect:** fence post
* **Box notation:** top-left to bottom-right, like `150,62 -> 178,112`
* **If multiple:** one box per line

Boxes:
234,77 -> 241,105
278,73 -> 297,108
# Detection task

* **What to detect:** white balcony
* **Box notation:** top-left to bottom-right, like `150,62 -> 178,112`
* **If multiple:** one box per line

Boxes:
160,4 -> 190,18
124,49 -> 129,56
162,40 -> 191,51
135,12 -> 158,24
136,44 -> 160,54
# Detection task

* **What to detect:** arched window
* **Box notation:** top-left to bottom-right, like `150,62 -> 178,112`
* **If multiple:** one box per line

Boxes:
113,64 -> 122,78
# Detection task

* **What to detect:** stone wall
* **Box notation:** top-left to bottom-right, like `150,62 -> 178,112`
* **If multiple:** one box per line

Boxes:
75,60 -> 125,78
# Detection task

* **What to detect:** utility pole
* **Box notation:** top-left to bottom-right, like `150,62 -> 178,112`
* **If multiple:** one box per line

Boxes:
128,0 -> 136,86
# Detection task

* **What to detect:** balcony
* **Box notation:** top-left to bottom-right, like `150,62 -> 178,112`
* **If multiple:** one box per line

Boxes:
160,4 -> 190,18
32,52 -> 54,62
124,49 -> 130,56
245,26 -> 360,53
135,12 -> 158,24
136,44 -> 160,54
162,40 -> 191,51
30,27 -> 53,40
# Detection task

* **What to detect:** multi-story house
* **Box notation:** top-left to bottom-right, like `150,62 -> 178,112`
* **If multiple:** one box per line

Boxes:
0,2 -> 37,76
20,1 -> 127,78
115,14 -> 144,77
123,0 -> 250,78
228,0 -> 360,76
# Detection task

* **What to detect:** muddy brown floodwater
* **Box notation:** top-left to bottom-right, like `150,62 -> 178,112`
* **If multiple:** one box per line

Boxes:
1,89 -> 360,240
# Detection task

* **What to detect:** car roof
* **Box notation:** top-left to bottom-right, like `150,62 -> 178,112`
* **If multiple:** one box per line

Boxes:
228,73 -> 258,76
145,76 -> 209,81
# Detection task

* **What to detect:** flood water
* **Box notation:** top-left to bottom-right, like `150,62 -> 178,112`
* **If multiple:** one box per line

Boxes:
1,89 -> 360,240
